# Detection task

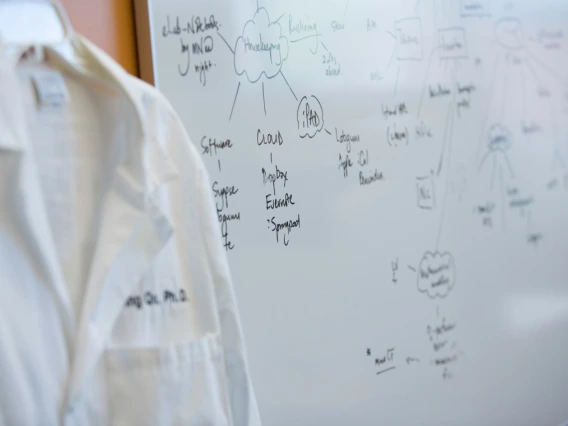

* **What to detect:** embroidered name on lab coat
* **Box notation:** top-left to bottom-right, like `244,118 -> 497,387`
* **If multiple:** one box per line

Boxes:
124,289 -> 188,310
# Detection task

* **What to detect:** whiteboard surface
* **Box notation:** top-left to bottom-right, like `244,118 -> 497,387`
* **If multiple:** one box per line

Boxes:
143,0 -> 568,424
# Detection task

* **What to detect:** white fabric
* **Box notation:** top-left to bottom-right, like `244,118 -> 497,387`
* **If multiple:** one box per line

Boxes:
0,37 -> 261,426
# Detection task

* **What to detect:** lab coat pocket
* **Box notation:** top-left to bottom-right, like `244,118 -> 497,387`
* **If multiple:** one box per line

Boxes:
105,332 -> 231,426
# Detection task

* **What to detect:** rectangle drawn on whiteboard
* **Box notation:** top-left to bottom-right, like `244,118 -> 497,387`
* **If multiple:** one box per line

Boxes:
460,0 -> 491,17
395,18 -> 423,61
438,27 -> 468,59
416,176 -> 435,209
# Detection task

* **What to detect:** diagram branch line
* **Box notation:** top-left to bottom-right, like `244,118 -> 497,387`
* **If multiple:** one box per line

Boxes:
502,153 -> 515,178
435,100 -> 457,250
280,71 -> 298,101
435,180 -> 453,250
526,210 -> 532,234
229,82 -> 241,121
477,150 -> 491,174
500,72 -> 508,121
262,82 -> 266,115
548,95 -> 560,153
520,65 -> 527,120
525,48 -> 565,85
499,164 -> 506,231
524,57 -> 541,85
476,55 -> 500,162
217,32 -> 234,54
554,149 -> 567,170
417,48 -> 439,118
386,45 -> 396,70
394,64 -> 401,95
274,13 -> 285,24
490,155 -> 497,190
437,85 -> 457,177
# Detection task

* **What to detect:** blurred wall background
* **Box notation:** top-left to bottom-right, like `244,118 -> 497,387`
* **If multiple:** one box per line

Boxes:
60,0 -> 138,76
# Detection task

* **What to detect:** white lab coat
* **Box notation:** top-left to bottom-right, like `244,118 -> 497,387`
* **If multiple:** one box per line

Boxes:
0,35 -> 260,425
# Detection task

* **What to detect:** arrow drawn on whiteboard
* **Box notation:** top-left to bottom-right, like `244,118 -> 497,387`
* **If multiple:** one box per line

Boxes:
406,356 -> 420,365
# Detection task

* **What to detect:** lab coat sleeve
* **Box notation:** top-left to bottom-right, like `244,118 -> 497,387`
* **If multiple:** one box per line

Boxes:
195,163 -> 262,426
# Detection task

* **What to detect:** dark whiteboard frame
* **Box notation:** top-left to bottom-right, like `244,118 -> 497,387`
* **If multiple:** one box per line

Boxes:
133,0 -> 155,85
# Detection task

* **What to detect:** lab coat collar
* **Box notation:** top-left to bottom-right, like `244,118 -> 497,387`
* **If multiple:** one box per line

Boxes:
0,50 -> 28,152
0,35 -> 179,191
0,35 -> 180,409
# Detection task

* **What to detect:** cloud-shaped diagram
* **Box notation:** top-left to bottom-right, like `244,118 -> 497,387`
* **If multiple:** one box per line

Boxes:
417,251 -> 456,299
487,123 -> 511,152
297,95 -> 324,138
234,8 -> 289,83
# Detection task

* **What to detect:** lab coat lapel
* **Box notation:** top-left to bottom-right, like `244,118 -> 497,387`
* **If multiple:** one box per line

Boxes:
64,38 -> 179,407
0,63 -> 74,329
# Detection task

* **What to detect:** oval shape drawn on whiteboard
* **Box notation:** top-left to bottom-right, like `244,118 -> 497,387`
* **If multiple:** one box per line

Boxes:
494,17 -> 524,49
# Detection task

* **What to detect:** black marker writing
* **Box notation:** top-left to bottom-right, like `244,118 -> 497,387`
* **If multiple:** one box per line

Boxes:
201,136 -> 233,156
262,165 -> 289,195
162,15 -> 220,38
359,169 -> 384,186
338,153 -> 353,177
335,127 -> 360,153
271,214 -> 301,245
212,181 -> 239,210
258,129 -> 284,146
179,38 -> 190,76
266,193 -> 295,210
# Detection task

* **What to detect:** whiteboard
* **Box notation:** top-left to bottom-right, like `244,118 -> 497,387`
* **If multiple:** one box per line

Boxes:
136,0 -> 568,424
